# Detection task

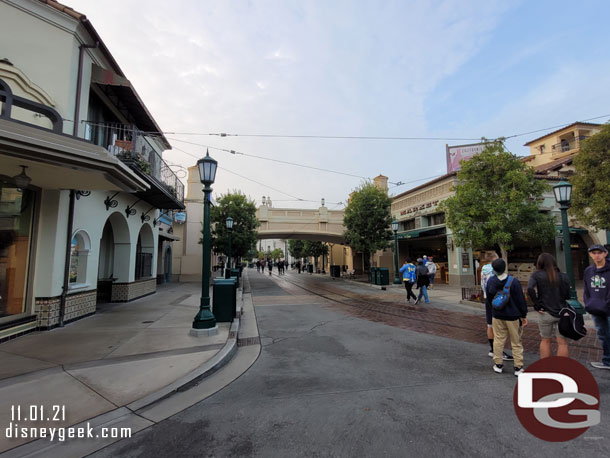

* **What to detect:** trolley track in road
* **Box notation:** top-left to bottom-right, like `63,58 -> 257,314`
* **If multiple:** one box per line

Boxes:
260,271 -> 602,362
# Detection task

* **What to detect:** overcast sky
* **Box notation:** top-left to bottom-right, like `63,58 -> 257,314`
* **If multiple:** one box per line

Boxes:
68,0 -> 610,209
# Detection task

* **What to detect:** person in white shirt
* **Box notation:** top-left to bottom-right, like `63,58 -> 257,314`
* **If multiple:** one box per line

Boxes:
426,257 -> 437,288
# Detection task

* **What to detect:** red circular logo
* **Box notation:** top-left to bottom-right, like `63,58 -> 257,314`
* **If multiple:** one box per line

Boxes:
513,357 -> 600,441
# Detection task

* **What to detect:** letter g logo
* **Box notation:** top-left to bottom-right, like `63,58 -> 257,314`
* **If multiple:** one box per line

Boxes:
513,357 -> 600,442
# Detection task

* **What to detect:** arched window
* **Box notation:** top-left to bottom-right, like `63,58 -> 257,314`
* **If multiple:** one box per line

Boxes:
69,230 -> 91,286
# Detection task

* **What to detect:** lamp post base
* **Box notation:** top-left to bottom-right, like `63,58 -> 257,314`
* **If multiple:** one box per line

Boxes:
189,326 -> 219,337
393,278 -> 402,285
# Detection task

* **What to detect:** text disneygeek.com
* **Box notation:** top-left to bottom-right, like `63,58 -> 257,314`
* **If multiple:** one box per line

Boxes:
5,422 -> 132,441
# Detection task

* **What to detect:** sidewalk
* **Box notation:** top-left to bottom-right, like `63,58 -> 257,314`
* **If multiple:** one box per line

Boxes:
0,279 -> 256,455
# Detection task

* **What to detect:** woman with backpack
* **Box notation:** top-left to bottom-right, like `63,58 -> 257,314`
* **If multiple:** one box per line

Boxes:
527,253 -> 571,359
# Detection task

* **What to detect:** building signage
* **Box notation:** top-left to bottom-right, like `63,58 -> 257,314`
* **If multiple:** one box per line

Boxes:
446,142 -> 487,173
399,200 -> 440,216
174,212 -> 186,223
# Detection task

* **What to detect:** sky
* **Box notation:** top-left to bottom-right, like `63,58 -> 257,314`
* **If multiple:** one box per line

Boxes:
67,0 -> 610,210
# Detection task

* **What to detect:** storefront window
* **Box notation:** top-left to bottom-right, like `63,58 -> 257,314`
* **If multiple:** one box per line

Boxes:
0,186 -> 34,320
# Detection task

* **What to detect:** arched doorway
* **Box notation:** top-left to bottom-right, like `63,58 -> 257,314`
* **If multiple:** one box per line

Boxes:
135,224 -> 155,280
97,212 -> 131,302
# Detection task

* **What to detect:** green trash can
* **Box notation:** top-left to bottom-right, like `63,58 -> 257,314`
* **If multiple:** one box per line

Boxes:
330,265 -> 341,278
230,268 -> 240,288
213,278 -> 236,322
378,267 -> 390,285
370,267 -> 377,284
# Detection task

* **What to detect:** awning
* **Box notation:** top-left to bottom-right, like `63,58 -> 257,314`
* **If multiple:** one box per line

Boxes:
556,226 -> 588,235
397,226 -> 446,239
91,65 -> 170,149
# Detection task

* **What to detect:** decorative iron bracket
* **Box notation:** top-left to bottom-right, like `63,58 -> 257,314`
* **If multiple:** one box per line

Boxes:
75,190 -> 91,200
125,198 -> 141,218
104,192 -> 119,211
141,206 -> 155,223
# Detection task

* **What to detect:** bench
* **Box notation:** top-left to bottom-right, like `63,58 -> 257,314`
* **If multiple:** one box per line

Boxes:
342,269 -> 356,279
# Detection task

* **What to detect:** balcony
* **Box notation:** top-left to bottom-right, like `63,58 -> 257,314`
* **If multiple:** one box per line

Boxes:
84,122 -> 184,209
551,136 -> 589,155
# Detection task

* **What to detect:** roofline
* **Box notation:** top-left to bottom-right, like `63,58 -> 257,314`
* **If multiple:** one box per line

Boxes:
37,0 -> 171,150
523,121 -> 602,146
392,172 -> 457,200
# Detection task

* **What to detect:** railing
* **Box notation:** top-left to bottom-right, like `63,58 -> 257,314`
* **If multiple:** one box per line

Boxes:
461,286 -> 534,306
83,122 -> 184,204
551,136 -> 589,154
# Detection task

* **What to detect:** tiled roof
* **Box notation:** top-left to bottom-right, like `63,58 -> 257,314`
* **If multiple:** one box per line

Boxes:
533,153 -> 575,175
524,122 -> 601,146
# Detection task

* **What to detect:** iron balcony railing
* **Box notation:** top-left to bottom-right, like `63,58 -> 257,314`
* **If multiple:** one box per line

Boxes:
84,122 -> 184,204
551,136 -> 589,154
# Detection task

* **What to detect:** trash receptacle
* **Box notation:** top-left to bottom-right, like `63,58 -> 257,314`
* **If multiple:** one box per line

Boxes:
330,265 -> 341,278
213,278 -> 236,322
378,267 -> 390,285
370,267 -> 377,284
308,264 -> 314,273
230,268 -> 240,288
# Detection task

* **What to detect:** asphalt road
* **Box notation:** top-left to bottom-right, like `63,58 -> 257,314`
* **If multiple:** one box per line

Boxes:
92,272 -> 610,458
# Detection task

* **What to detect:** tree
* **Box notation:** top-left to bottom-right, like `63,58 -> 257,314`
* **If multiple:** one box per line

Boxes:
303,240 -> 329,271
439,139 -> 555,260
572,124 -> 610,230
343,182 -> 393,270
288,239 -> 305,260
271,248 -> 284,260
209,191 -> 259,265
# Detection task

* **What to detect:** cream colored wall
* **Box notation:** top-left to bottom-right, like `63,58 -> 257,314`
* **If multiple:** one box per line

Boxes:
525,125 -> 602,167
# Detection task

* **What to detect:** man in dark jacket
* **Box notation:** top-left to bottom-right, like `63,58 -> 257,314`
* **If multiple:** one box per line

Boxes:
584,244 -> 610,370
485,258 -> 528,376
414,258 -> 430,305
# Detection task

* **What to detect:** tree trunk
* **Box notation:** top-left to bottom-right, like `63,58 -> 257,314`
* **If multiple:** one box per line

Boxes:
499,245 -> 508,265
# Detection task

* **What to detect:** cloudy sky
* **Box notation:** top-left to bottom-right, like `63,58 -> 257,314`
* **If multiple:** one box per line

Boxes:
68,0 -> 610,209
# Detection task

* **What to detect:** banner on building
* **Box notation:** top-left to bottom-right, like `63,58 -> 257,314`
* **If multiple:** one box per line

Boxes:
446,142 -> 487,173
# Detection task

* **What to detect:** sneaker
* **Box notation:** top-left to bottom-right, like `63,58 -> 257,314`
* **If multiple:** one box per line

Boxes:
502,352 -> 514,361
590,362 -> 610,370
493,364 -> 503,374
488,350 -> 494,358
414,298 -> 420,305
514,367 -> 524,376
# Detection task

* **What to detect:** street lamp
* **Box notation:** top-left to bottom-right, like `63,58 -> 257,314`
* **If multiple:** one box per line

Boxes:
191,150 -> 218,335
392,219 -> 401,285
225,216 -> 233,279
553,179 -> 583,311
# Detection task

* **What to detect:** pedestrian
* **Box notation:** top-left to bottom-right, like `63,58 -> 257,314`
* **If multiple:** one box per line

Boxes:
399,258 -> 417,303
256,260 -> 261,273
422,255 -> 428,265
527,253 -> 570,359
482,251 -> 513,361
414,258 -> 430,304
268,258 -> 273,275
486,258 -> 528,376
583,244 -> 610,370
427,256 -> 437,289
297,260 -> 301,274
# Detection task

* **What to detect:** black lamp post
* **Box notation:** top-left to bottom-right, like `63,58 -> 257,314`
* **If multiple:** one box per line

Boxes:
553,179 -> 583,311
192,150 -> 218,333
392,219 -> 401,284
225,216 -> 233,279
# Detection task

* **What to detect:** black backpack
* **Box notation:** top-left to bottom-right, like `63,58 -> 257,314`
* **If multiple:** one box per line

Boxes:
558,306 -> 587,341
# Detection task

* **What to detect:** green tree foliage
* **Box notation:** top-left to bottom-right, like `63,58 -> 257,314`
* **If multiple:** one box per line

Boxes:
572,124 -> 610,230
271,248 -> 284,260
303,240 -> 329,258
210,191 -> 259,263
343,182 -> 393,266
439,140 -> 555,260
288,240 -> 305,259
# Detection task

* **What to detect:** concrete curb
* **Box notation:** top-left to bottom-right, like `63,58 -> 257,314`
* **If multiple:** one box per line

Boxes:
4,287 -> 245,457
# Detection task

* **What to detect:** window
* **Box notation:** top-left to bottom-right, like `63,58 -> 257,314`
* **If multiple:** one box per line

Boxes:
428,213 -> 445,226
69,231 -> 90,286
539,144 -> 545,154
403,219 -> 416,231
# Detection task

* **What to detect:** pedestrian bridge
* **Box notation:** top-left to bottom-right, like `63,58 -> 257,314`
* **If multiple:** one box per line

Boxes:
256,204 -> 346,243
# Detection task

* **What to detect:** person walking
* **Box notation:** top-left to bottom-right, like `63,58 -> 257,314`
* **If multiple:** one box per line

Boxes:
527,253 -> 571,359
482,251 -> 513,361
399,258 -> 417,303
486,258 -> 528,376
584,244 -> 610,370
414,258 -> 430,304
427,256 -> 437,289
256,260 -> 261,273
268,258 -> 273,275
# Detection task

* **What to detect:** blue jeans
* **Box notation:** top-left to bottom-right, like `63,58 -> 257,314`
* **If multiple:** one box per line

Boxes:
592,315 -> 610,366
417,285 -> 429,303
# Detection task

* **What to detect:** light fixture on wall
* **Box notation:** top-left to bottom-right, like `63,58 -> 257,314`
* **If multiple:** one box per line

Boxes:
12,165 -> 31,188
